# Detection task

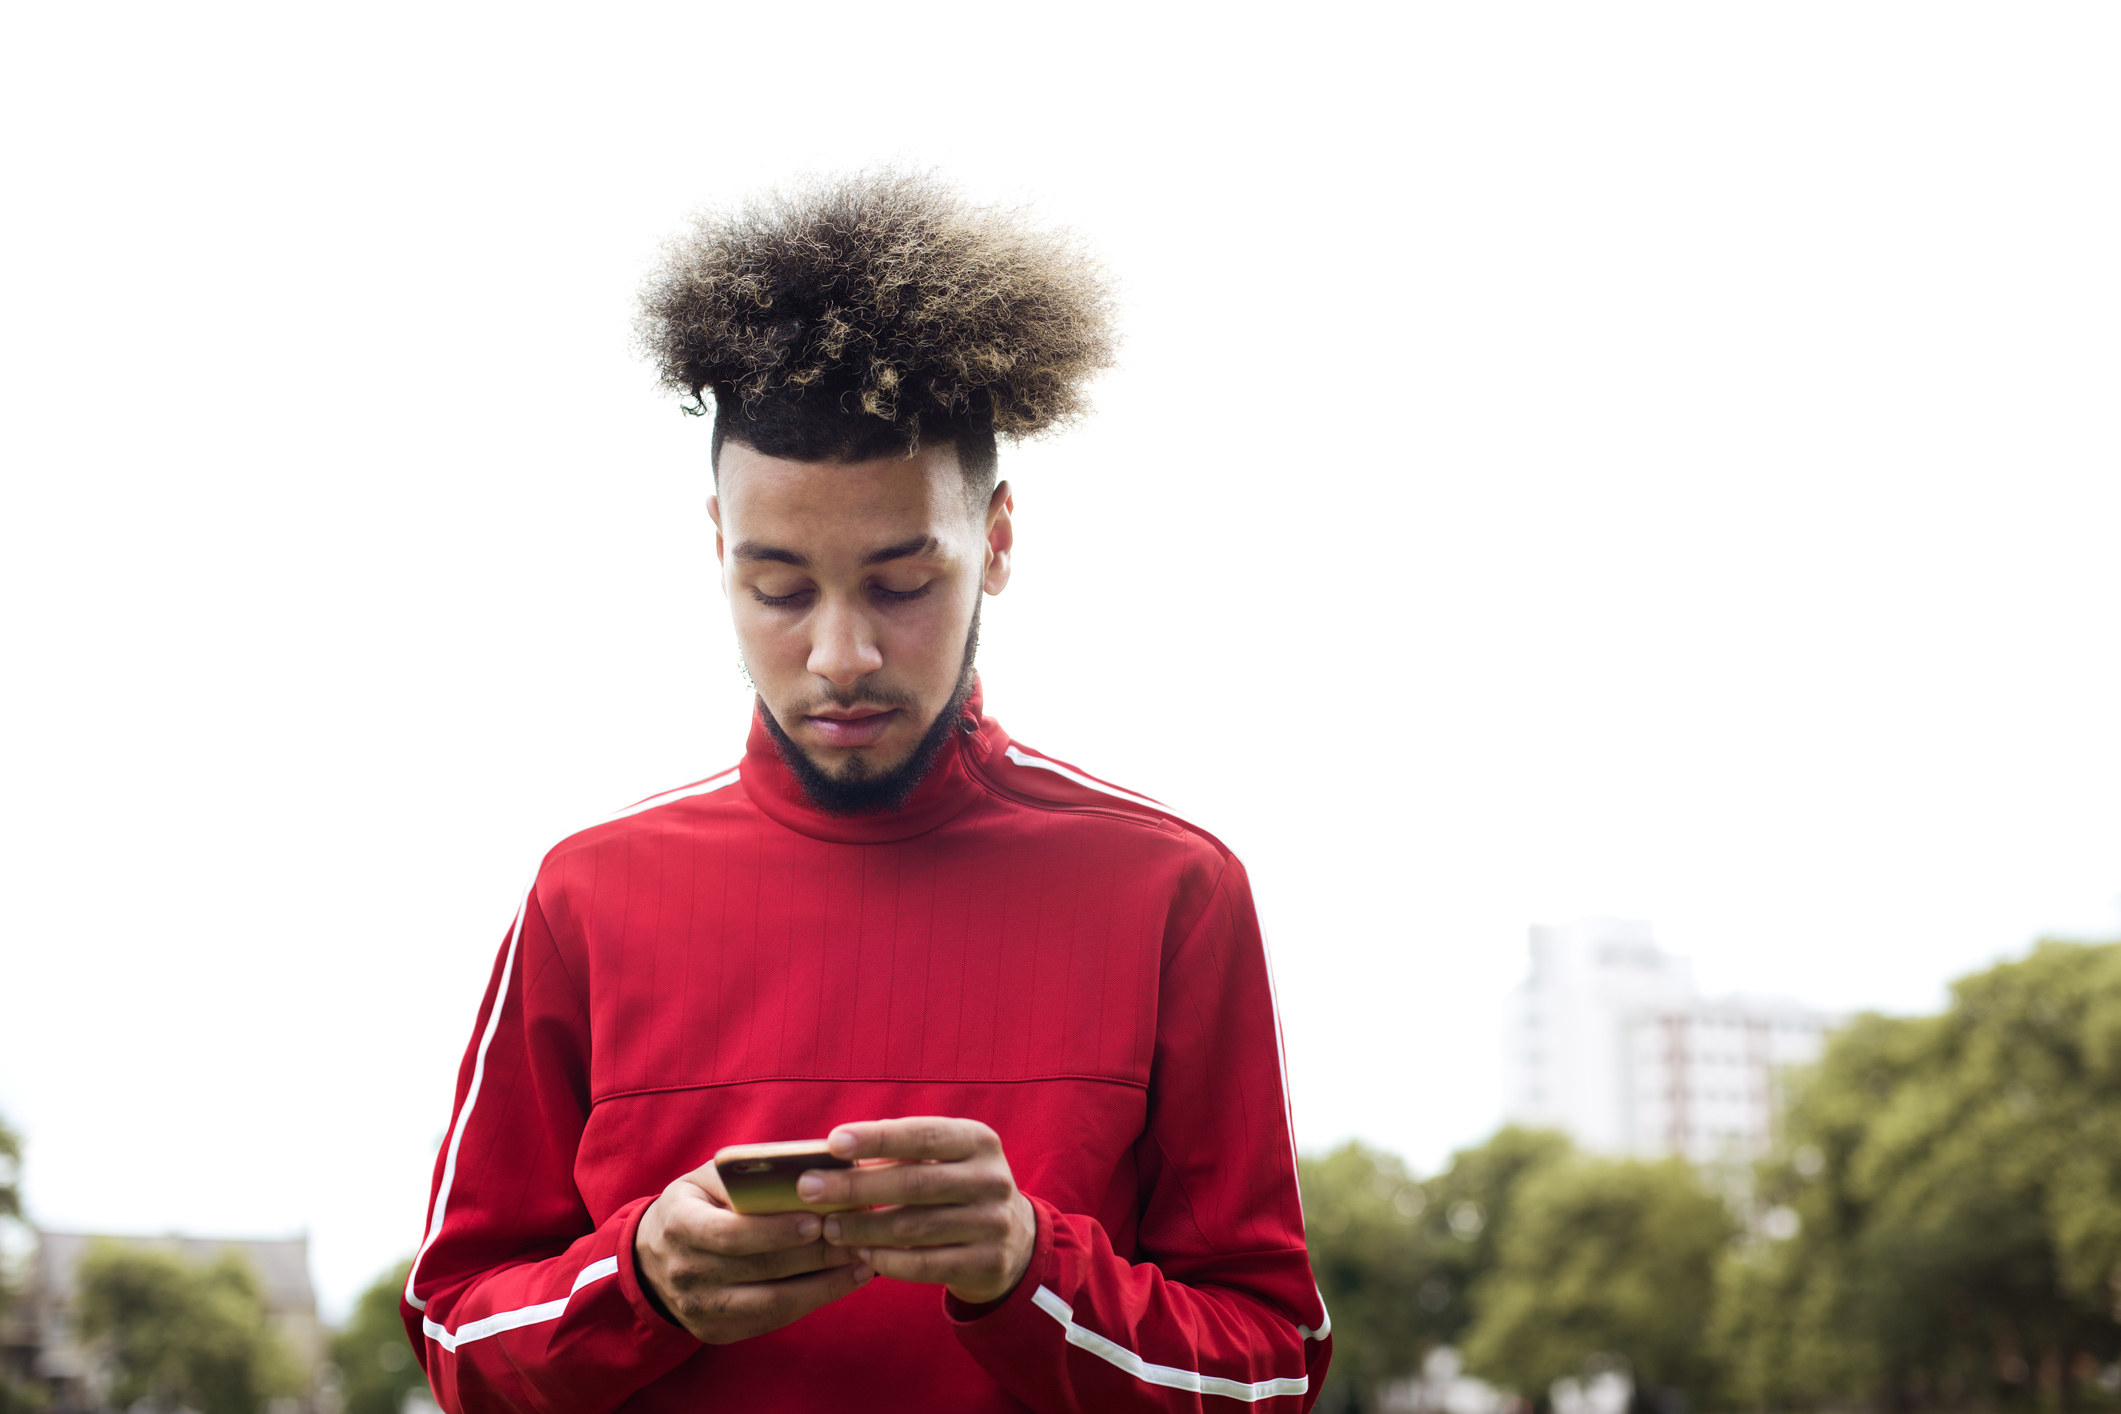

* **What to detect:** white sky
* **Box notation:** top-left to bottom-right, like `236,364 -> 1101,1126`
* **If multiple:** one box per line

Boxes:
2,3 -> 2116,1322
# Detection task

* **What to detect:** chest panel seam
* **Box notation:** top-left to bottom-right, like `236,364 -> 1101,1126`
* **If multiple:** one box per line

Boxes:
590,1071 -> 1149,1108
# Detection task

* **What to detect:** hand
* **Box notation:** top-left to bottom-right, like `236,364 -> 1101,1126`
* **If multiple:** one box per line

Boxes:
799,1117 -> 1037,1306
636,1159 -> 872,1344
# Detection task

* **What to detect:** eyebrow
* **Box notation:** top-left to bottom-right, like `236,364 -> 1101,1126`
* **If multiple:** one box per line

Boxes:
861,534 -> 942,567
730,535 -> 942,569
732,541 -> 808,567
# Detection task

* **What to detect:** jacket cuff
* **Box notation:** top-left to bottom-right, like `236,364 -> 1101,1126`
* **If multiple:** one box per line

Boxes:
944,1193 -> 1058,1330
617,1194 -> 700,1345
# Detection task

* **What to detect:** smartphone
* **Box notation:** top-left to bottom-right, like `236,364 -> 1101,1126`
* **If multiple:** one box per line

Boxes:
713,1139 -> 861,1215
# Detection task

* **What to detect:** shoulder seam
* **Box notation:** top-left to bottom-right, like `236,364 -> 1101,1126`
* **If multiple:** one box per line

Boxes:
1002,744 -> 1166,810
1163,850 -> 1238,971
993,745 -> 1234,857
604,765 -> 744,824
545,765 -> 745,858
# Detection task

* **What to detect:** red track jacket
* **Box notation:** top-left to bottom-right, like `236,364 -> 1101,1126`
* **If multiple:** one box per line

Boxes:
403,685 -> 1329,1411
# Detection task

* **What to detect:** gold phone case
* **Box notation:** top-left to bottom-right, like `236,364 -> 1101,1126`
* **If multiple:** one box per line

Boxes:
713,1139 -> 860,1214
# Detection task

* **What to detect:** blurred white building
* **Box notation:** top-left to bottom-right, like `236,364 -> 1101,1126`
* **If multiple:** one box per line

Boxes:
1503,918 -> 1837,1163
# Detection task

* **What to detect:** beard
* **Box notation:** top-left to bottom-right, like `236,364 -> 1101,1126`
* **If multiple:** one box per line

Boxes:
757,602 -> 981,816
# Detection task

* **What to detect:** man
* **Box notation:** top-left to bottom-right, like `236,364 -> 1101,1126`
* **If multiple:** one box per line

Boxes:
402,172 -> 1330,1412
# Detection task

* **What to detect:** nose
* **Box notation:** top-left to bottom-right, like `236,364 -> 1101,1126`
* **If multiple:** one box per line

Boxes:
805,598 -> 885,685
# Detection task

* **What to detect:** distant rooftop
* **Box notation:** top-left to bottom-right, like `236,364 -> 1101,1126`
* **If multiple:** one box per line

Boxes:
33,1230 -> 317,1315
16,1229 -> 323,1391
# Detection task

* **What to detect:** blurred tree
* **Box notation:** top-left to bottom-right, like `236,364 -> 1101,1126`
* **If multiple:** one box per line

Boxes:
1414,1126 -> 1575,1351
0,1110 -> 20,1221
331,1259 -> 426,1414
1461,1155 -> 1732,1413
73,1242 -> 300,1414
0,1110 -> 44,1414
1717,940 -> 2121,1409
1301,1142 -> 1430,1410
1711,1012 -> 1915,1408
1301,1128 -> 1573,1412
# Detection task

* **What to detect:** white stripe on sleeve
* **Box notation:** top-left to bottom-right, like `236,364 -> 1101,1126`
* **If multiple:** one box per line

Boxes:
421,1256 -> 620,1353
405,884 -> 532,1313
405,767 -> 741,1314
1031,1286 -> 1309,1403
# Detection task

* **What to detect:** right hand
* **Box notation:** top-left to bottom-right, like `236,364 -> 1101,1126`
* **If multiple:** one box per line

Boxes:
636,1158 -> 872,1344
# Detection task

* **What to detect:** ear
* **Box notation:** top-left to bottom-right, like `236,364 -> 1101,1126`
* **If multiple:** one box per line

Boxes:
982,481 -> 1014,596
707,494 -> 726,568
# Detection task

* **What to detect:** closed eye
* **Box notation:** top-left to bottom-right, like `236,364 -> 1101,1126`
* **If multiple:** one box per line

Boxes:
872,582 -> 933,604
750,587 -> 813,608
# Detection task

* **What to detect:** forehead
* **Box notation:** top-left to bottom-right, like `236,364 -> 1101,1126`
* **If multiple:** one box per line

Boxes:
717,442 -> 972,546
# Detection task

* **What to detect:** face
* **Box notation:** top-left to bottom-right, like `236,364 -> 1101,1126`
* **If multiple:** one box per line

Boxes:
710,441 -> 1013,793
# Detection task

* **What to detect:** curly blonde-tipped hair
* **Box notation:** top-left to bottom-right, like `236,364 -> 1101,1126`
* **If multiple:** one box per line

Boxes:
637,171 -> 1117,483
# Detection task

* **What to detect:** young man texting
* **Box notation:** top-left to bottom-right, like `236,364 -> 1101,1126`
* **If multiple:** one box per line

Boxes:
402,173 -> 1330,1412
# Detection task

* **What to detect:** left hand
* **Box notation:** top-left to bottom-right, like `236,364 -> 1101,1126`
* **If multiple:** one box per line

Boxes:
797,1117 -> 1038,1305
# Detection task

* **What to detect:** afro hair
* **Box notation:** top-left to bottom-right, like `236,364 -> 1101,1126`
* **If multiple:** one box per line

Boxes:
637,170 -> 1117,482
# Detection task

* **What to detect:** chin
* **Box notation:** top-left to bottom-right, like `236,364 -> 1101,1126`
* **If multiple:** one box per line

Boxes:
814,744 -> 914,781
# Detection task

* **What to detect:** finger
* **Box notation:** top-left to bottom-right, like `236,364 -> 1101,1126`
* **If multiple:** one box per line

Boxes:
801,1156 -> 1007,1210
689,1262 -> 875,1345
686,1159 -> 734,1207
855,1243 -> 981,1286
666,1196 -> 830,1258
828,1116 -> 995,1163
824,1203 -> 1002,1250
712,1239 -> 861,1285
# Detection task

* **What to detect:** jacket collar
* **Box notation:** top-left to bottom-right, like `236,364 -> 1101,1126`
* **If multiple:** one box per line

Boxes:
741,680 -> 1001,844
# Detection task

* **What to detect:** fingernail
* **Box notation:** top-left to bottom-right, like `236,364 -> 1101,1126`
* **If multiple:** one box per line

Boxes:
828,1130 -> 857,1157
823,1216 -> 842,1242
797,1175 -> 823,1200
797,1215 -> 821,1240
853,1262 -> 874,1282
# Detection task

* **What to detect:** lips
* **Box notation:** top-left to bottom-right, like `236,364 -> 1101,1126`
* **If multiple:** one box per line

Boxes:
805,709 -> 900,749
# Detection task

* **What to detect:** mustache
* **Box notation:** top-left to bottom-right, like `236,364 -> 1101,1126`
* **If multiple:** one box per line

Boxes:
795,683 -> 922,714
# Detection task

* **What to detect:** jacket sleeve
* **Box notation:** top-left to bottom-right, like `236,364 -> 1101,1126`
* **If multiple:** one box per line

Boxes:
401,881 -> 700,1412
947,853 -> 1332,1411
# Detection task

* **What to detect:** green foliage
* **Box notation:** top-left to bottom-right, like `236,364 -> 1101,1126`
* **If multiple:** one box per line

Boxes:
1302,1128 -> 1573,1410
1301,941 -> 2121,1412
0,1372 -> 48,1414
1415,1125 -> 1575,1349
0,1111 -> 20,1222
1301,1142 -> 1432,1404
1461,1155 -> 1732,1407
73,1241 -> 301,1414
0,1111 -> 44,1414
330,1260 -> 426,1414
1716,939 -> 2121,1408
